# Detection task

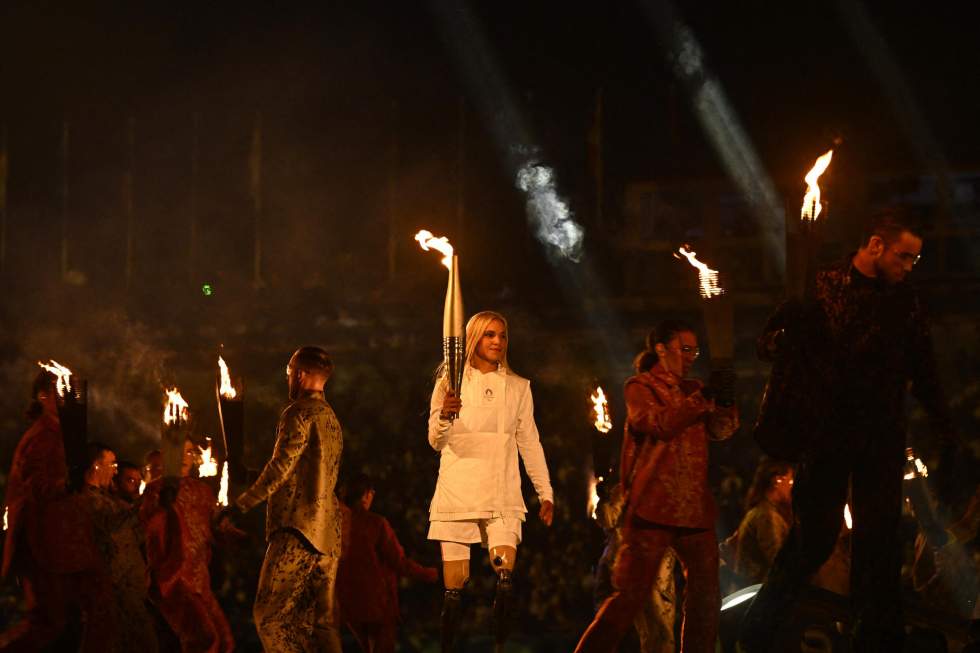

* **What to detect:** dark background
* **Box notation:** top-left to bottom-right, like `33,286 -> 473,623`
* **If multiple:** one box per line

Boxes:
1,1 -> 978,650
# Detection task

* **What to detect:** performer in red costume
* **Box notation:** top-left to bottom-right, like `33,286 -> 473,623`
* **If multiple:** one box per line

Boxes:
338,473 -> 438,652
575,320 -> 739,653
140,439 -> 241,653
0,370 -> 111,652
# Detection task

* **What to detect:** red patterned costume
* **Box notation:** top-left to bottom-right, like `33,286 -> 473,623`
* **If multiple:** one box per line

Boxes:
337,506 -> 437,652
140,478 -> 233,653
576,365 -> 738,653
1,413 -> 112,652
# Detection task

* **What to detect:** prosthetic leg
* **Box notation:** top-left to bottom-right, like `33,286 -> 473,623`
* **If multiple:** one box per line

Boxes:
441,586 -> 465,653
491,546 -> 517,653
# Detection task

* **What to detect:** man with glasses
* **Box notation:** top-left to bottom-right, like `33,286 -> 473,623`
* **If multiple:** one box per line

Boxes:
741,209 -> 961,652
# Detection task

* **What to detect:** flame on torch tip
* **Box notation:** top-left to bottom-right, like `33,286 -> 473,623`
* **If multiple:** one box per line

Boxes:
139,480 -> 146,496
37,360 -> 72,397
218,356 -> 237,399
415,229 -> 454,270
675,246 -> 724,298
218,462 -> 229,506
587,475 -> 600,520
199,438 -> 219,477
844,504 -> 852,530
163,388 -> 189,426
801,149 -> 833,222
590,386 -> 612,434
3,506 -> 7,532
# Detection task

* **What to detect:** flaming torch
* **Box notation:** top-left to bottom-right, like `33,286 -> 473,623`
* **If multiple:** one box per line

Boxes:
587,386 -> 613,520
199,437 -> 219,477
217,462 -> 229,506
675,247 -> 735,403
416,229 -> 464,420
215,355 -> 246,485
788,149 -> 833,298
903,447 -> 946,546
39,360 -> 88,490
162,388 -> 190,479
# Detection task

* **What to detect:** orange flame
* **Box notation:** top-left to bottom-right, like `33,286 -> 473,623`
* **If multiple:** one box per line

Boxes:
163,388 -> 189,426
199,438 -> 219,477
587,475 -> 602,520
675,246 -> 724,298
415,229 -> 454,269
801,149 -> 833,221
139,480 -> 146,496
37,360 -> 72,397
218,462 -> 229,506
591,386 -> 612,434
844,504 -> 852,530
218,356 -> 237,399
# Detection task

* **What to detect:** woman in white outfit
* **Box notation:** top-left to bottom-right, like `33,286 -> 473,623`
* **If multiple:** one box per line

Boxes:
427,310 -> 554,652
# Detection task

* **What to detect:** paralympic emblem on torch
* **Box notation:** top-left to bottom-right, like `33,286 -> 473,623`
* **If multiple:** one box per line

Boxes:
416,229 -> 465,420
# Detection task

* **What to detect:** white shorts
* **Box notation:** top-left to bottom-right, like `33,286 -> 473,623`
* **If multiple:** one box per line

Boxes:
428,517 -> 522,560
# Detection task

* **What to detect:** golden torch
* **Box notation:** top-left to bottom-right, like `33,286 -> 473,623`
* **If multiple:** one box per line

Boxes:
162,388 -> 190,479
416,230 -> 465,420
39,360 -> 87,490
788,149 -> 833,299
216,355 -> 245,485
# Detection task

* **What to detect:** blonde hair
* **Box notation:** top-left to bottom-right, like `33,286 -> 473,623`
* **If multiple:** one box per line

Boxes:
435,310 -> 511,382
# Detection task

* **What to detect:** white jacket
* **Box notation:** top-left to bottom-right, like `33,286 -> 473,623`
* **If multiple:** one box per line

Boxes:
428,365 -> 554,521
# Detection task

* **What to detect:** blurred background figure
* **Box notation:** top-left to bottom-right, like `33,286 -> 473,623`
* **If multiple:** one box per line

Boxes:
730,457 -> 794,588
141,439 -> 239,653
338,472 -> 438,653
114,461 -> 143,503
81,441 -> 158,653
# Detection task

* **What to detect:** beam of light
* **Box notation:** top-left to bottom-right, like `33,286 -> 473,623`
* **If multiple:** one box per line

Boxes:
38,360 -> 72,397
218,356 -> 237,399
801,150 -> 834,221
415,229 -> 454,269
720,584 -> 762,611
639,0 -> 786,275
163,388 -> 189,426
516,163 -> 584,263
426,0 -> 584,264
674,246 -> 724,298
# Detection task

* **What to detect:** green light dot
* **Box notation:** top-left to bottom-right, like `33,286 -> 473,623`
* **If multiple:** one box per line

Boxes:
202,283 -> 213,296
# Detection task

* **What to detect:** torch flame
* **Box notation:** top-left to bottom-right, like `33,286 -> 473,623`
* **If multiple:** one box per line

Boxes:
587,475 -> 601,520
218,356 -> 237,399
37,360 -> 72,397
3,506 -> 7,531
163,388 -> 189,426
415,229 -> 454,269
801,149 -> 833,221
844,504 -> 852,530
199,438 -> 219,477
675,246 -> 724,298
591,386 -> 612,434
218,462 -> 229,506
139,480 -> 146,496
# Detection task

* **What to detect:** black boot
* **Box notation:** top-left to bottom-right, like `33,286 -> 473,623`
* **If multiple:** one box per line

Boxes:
493,569 -> 516,653
441,587 -> 464,653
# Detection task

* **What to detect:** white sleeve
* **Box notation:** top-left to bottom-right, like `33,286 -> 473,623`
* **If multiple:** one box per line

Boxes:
514,382 -> 554,504
428,378 -> 452,451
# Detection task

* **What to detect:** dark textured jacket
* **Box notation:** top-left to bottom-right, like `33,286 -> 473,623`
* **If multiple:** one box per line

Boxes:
237,390 -> 344,556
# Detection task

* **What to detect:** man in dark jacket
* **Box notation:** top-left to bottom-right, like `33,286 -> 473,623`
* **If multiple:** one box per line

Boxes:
741,209 -> 961,652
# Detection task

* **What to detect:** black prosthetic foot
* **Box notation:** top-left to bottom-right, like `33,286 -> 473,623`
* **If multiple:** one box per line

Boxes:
441,587 -> 465,653
493,569 -> 516,653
